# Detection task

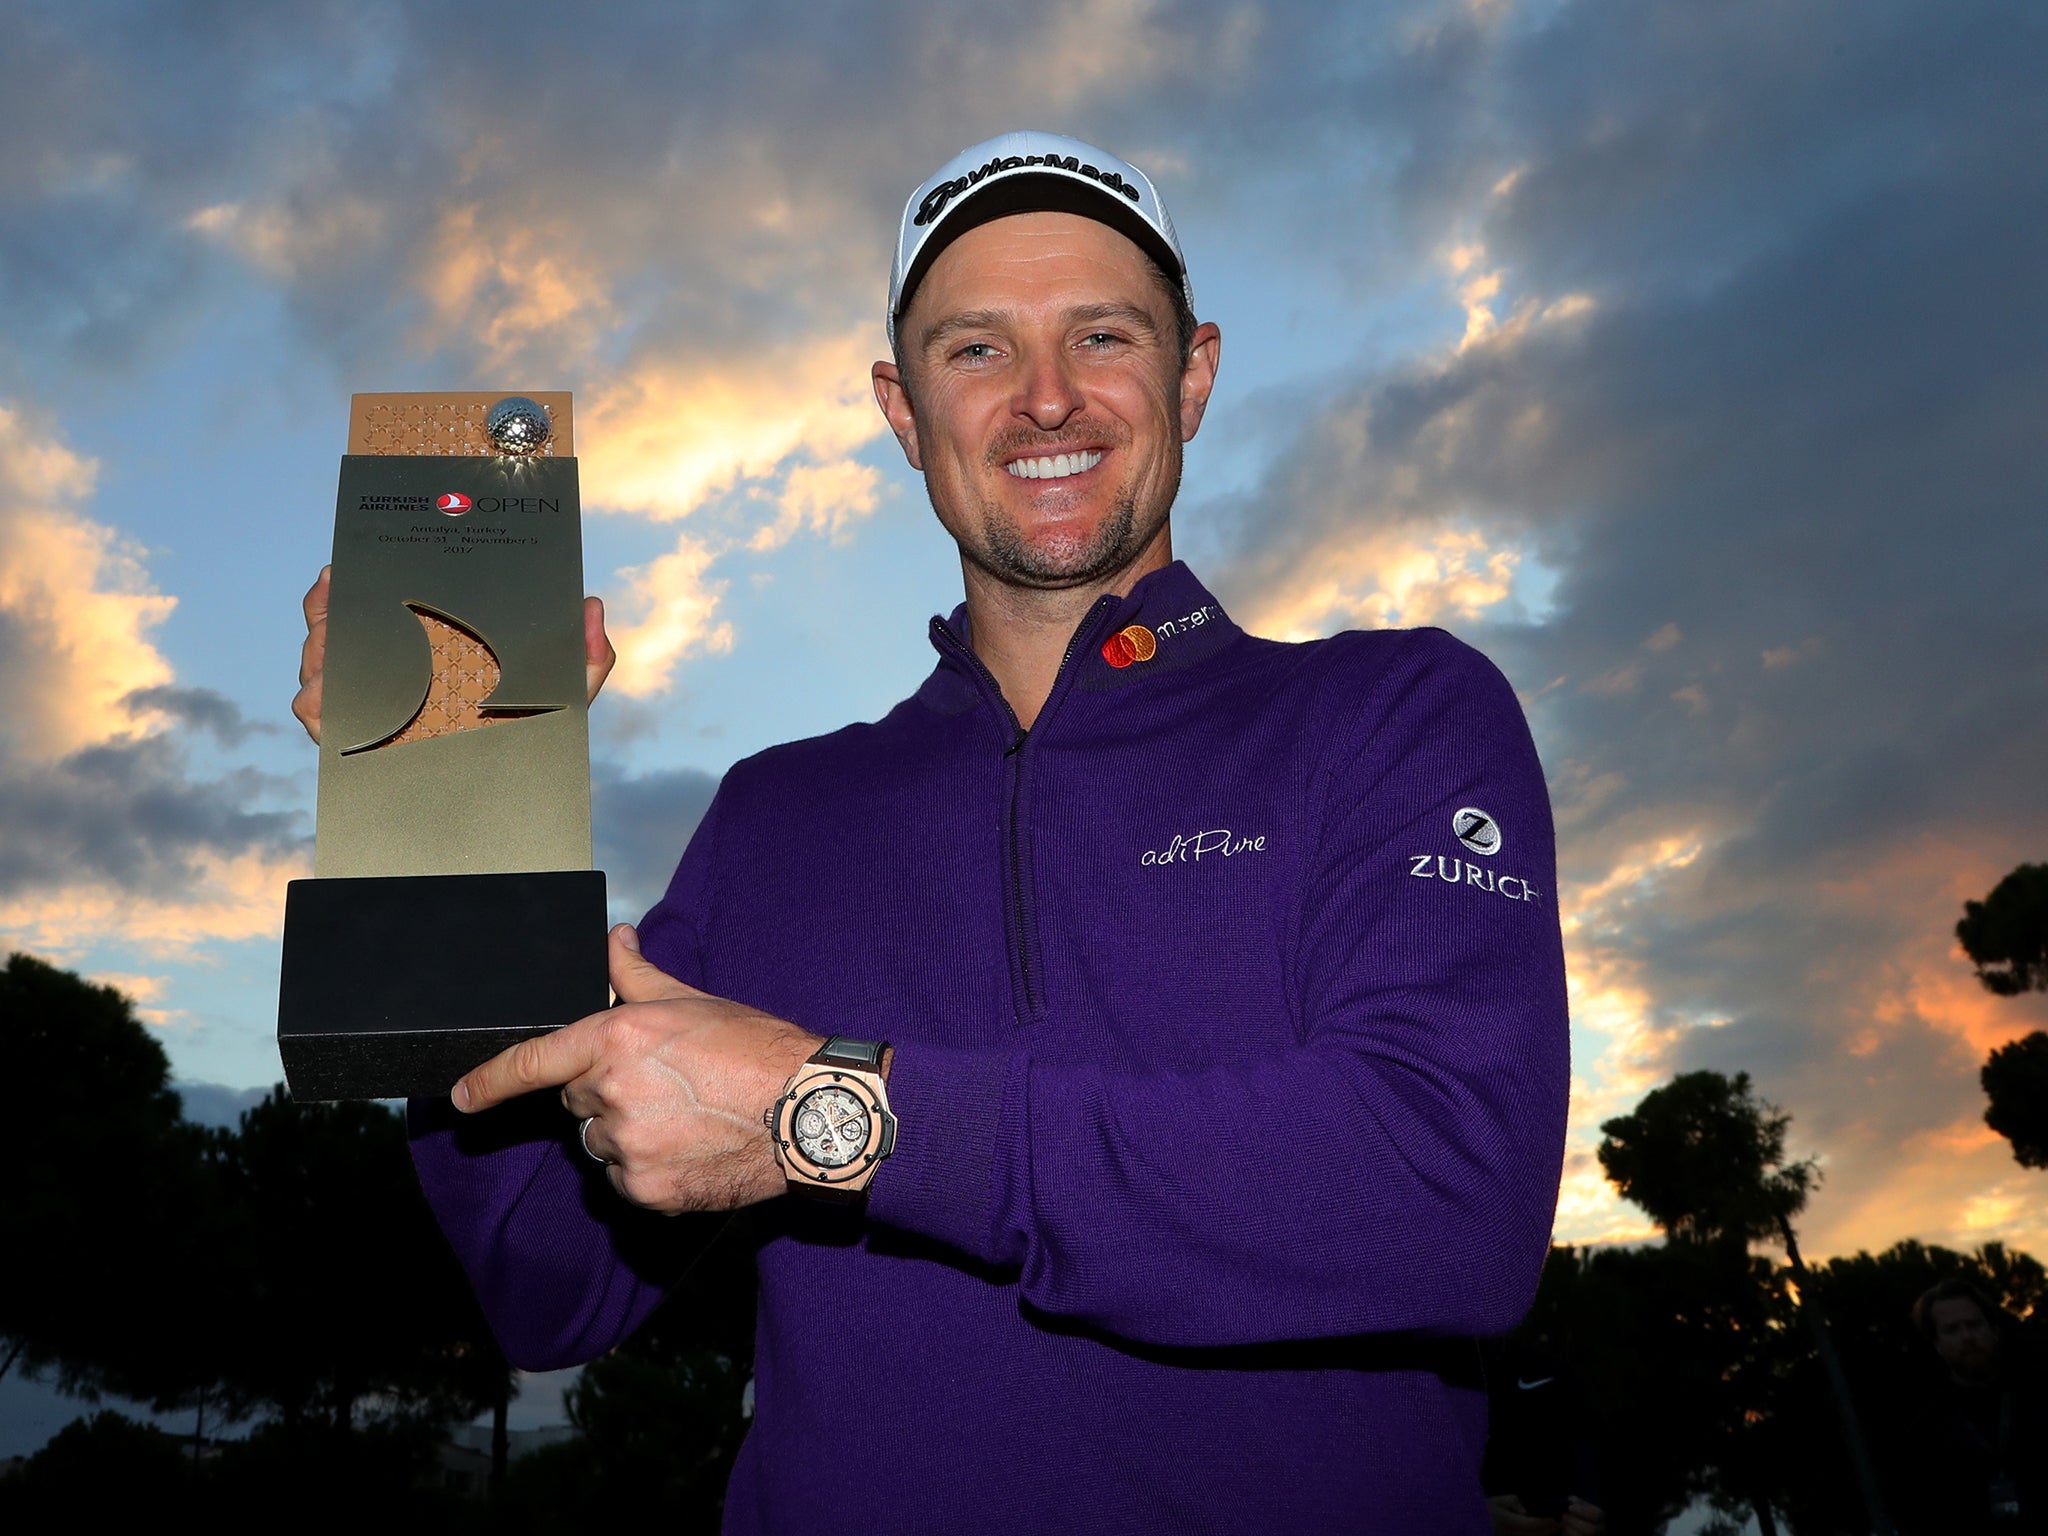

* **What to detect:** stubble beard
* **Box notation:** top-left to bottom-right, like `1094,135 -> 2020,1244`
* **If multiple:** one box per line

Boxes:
953,435 -> 1180,592
972,490 -> 1139,588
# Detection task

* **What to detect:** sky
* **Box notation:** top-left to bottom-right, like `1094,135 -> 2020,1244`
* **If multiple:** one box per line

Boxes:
3,0 -> 2046,1305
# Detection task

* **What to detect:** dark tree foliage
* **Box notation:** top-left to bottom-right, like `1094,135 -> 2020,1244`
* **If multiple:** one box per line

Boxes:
1794,1241 -> 2047,1535
1,952 -> 208,1394
3,949 -> 760,1524
0,1410 -> 193,1522
0,1408 -> 473,1527
1982,1031 -> 2048,1170
201,1416 -> 469,1524
3,952 -> 513,1472
1598,1070 -> 1817,1248
491,1209 -> 759,1534
1957,862 -> 2048,996
1515,1243 -> 1795,1534
211,1089 -> 512,1429
1510,1239 -> 2046,1536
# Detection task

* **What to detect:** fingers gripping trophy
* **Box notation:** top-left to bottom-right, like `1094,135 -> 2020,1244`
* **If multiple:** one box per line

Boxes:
277,393 -> 609,1100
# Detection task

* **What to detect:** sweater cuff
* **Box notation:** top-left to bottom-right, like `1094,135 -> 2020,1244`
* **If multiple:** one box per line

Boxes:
865,1041 -> 1014,1262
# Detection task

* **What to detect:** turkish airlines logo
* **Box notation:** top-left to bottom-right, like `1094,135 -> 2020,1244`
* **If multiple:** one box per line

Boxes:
437,492 -> 473,516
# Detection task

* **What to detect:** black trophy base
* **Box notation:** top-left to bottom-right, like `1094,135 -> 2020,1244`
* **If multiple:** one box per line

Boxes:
278,869 -> 608,1100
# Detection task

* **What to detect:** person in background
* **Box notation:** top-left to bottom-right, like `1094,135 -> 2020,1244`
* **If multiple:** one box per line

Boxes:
1901,1278 -> 2047,1533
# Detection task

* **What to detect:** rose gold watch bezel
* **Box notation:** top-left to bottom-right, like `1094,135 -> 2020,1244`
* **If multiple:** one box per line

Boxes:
771,1062 -> 896,1194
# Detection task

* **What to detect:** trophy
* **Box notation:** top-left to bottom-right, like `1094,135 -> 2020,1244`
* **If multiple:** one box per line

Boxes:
277,393 -> 609,1099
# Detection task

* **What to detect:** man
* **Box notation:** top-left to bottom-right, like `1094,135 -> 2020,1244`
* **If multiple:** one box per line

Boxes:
296,131 -> 1568,1530
1899,1280 -> 2046,1532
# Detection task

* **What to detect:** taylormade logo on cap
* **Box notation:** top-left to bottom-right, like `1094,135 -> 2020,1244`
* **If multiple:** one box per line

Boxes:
914,151 -> 1143,228
888,130 -> 1194,346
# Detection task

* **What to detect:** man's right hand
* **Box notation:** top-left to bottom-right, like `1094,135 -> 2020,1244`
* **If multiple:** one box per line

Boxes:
291,566 -> 617,744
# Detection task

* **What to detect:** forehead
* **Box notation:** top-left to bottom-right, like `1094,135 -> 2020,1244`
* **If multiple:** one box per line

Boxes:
1932,1298 -> 1987,1329
908,210 -> 1166,337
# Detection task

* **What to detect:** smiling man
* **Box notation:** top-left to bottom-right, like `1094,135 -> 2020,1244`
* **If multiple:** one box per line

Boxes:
391,132 -> 1570,1532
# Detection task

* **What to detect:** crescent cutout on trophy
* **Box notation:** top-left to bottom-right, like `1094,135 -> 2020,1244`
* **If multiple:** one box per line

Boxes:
341,604 -> 559,756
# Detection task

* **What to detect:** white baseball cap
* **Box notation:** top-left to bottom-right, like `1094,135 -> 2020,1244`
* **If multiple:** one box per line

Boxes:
887,130 -> 1194,347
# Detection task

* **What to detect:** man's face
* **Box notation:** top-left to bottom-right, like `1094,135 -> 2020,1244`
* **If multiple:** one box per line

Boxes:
874,210 -> 1219,591
1931,1297 -> 1999,1381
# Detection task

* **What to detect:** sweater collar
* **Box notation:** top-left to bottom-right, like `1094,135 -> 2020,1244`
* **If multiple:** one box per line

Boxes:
917,562 -> 1242,719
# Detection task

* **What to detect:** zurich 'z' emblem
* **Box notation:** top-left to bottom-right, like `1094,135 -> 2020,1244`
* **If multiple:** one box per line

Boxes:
1452,807 -> 1501,857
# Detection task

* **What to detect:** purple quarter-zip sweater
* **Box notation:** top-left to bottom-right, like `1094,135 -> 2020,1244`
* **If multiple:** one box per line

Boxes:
410,561 -> 1568,1534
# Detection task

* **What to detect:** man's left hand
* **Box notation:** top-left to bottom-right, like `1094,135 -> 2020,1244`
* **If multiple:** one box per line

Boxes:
454,924 -> 821,1213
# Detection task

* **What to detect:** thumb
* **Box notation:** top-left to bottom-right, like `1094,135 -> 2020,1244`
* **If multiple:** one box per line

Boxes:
608,923 -> 699,1003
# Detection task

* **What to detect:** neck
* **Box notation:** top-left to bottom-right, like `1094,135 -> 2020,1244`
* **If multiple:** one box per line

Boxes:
960,526 -> 1173,730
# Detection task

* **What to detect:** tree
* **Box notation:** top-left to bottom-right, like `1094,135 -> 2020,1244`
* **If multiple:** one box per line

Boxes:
1599,1071 -> 1894,1536
1956,865 -> 2048,1170
1981,1031 -> 2048,1169
209,1089 -> 511,1431
1788,1240 -> 2047,1535
1514,1242 -> 1795,1535
1597,1070 -> 1817,1247
0,1410 -> 192,1523
1957,862 -> 2048,996
0,952 -> 204,1392
493,1206 -> 758,1533
3,952 -> 513,1473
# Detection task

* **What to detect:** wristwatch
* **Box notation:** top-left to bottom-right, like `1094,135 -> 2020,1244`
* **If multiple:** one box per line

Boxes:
766,1036 -> 897,1203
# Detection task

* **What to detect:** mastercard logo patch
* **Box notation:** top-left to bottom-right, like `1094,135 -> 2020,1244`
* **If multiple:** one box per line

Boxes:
1101,624 -> 1158,669
437,492 -> 473,515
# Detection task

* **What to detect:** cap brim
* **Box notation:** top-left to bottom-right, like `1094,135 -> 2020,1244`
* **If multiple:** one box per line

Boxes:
894,172 -> 1186,337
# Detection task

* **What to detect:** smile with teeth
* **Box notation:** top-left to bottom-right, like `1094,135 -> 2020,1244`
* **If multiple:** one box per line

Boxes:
1004,449 -> 1104,481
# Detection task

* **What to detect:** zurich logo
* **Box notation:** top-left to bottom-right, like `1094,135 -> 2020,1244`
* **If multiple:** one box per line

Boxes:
1452,807 -> 1501,857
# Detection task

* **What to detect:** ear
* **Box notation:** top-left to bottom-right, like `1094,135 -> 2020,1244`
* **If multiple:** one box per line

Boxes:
872,360 -> 923,470
1177,321 -> 1222,443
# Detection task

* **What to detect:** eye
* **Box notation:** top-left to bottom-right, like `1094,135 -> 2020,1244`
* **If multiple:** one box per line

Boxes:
951,340 -> 1001,365
1077,330 -> 1123,349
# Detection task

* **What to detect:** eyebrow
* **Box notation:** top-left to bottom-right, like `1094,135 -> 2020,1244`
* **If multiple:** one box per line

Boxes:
919,309 -> 1008,352
919,301 -> 1162,354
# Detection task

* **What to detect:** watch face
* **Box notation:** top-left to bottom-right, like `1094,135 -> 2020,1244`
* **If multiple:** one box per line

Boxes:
792,1084 -> 869,1169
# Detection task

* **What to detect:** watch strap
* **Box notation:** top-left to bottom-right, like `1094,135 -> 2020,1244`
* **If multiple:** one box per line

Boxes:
812,1035 -> 888,1073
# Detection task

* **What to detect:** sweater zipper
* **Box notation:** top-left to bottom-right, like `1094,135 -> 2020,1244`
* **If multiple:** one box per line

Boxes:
936,596 -> 1119,1024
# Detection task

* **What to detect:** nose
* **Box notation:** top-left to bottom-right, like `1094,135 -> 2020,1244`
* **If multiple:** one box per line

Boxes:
1012,343 -> 1084,432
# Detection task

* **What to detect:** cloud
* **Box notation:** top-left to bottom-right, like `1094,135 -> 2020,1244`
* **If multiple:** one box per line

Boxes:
1246,526 -> 1524,640
186,195 -> 390,284
748,460 -> 883,554
122,686 -> 277,748
5,0 -> 2044,1261
0,844 -> 305,961
1203,0 -> 2048,1256
0,404 -> 173,761
0,405 -> 306,958
0,731 -> 304,902
0,0 -> 1340,684
580,331 -> 885,524
606,533 -> 736,700
592,760 -> 720,921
